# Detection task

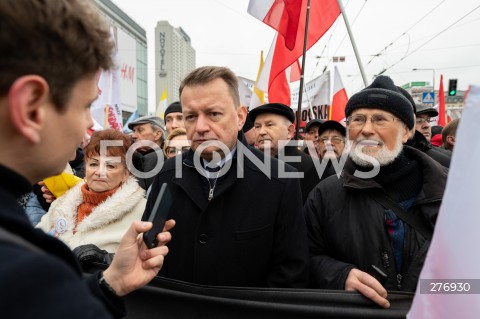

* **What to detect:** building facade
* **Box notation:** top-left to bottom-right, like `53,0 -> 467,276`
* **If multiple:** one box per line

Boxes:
93,0 -> 148,120
155,21 -> 196,108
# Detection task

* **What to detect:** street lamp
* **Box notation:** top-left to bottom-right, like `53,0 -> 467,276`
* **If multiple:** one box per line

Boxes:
412,68 -> 435,94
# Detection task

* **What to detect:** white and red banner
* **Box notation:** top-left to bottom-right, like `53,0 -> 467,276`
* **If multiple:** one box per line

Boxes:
90,27 -> 123,131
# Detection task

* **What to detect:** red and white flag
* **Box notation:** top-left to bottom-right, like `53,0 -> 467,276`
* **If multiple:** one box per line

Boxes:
247,0 -> 302,50
330,66 -> 348,123
438,74 -> 446,126
248,0 -> 340,106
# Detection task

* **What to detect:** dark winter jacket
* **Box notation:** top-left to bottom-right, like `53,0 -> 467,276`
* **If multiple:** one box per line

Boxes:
276,145 -> 320,203
0,165 -> 124,319
407,130 -> 451,168
145,134 -> 309,288
304,146 -> 447,292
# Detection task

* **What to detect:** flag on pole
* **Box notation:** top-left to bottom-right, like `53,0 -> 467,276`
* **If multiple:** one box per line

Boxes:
156,88 -> 168,119
249,51 -> 266,110
247,0 -> 302,50
330,66 -> 348,122
407,86 -> 480,318
249,0 -> 341,106
438,74 -> 446,126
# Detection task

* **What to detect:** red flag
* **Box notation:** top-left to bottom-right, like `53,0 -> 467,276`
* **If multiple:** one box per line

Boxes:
248,0 -> 302,50
250,0 -> 340,106
330,66 -> 348,122
438,74 -> 446,126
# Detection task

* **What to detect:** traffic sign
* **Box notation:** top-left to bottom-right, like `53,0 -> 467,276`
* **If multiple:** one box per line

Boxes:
422,92 -> 435,104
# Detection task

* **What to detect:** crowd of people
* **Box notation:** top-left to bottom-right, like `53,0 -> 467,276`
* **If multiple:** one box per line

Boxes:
1,0 -> 461,318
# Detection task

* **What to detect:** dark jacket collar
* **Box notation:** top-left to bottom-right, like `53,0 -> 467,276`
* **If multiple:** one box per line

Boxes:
0,164 -> 32,198
175,131 -> 262,210
406,130 -> 432,152
342,145 -> 447,203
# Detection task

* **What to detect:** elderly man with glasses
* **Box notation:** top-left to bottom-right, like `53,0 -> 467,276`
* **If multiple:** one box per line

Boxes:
304,76 -> 448,309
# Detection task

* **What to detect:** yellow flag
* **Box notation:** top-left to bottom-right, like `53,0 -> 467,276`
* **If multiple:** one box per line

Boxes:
249,51 -> 265,110
156,88 -> 168,118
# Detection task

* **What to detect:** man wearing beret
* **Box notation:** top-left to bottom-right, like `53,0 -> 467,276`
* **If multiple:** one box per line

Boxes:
249,103 -> 320,203
164,101 -> 185,134
304,76 -> 448,308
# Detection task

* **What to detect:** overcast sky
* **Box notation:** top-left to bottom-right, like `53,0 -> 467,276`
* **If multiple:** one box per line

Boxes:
111,0 -> 480,112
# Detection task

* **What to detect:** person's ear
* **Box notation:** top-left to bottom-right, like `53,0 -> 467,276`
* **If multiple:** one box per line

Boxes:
447,135 -> 455,146
401,125 -> 410,143
8,75 -> 50,144
237,105 -> 247,130
287,123 -> 296,140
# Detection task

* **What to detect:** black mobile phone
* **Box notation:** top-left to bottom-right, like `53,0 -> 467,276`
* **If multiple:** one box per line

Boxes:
370,264 -> 388,285
142,183 -> 172,249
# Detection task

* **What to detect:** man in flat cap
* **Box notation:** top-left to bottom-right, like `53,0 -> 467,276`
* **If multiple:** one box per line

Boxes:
128,115 -> 166,154
415,104 -> 438,141
249,103 -> 320,203
304,76 -> 448,308
398,90 -> 451,167
303,119 -> 323,158
164,101 -> 185,134
128,115 -> 167,189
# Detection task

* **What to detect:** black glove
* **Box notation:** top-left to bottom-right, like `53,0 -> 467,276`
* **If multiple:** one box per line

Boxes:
72,244 -> 114,266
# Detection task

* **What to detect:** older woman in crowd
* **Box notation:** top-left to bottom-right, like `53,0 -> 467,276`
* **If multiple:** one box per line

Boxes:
163,128 -> 190,159
37,129 -> 145,253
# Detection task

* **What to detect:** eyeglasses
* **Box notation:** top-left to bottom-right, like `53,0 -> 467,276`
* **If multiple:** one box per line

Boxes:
166,146 -> 190,155
415,117 -> 433,125
346,114 -> 398,129
318,136 -> 344,144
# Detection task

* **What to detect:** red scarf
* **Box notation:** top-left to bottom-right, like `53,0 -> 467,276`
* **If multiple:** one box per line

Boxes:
76,183 -> 120,226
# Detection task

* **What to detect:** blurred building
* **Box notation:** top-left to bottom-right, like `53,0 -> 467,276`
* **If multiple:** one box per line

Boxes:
155,21 -> 196,108
93,0 -> 148,120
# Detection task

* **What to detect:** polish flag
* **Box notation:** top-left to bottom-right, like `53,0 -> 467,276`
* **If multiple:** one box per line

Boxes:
438,74 -> 446,126
247,0 -> 302,50
330,66 -> 348,123
248,0 -> 340,106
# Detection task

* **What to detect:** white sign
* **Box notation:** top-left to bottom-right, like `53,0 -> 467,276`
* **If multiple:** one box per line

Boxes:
117,28 -> 137,113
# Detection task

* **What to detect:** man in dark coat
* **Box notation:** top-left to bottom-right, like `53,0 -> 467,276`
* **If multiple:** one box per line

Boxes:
0,1 -> 172,318
249,103 -> 320,203
397,89 -> 452,167
145,66 -> 309,288
304,76 -> 448,308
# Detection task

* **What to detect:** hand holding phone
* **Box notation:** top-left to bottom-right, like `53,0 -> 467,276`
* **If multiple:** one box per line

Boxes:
142,183 -> 173,249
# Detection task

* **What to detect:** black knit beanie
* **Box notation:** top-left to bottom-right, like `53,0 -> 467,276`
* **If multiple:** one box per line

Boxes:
164,101 -> 182,118
344,76 -> 415,129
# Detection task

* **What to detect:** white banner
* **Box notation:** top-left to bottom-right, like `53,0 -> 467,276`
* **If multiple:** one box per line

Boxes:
237,76 -> 255,107
117,28 -> 137,113
90,28 -> 123,131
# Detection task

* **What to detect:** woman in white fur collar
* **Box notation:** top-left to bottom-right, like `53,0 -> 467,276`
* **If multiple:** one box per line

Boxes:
37,129 -> 146,253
